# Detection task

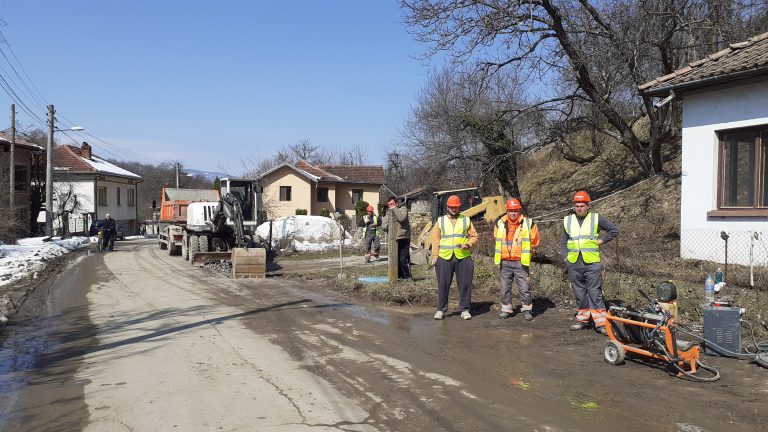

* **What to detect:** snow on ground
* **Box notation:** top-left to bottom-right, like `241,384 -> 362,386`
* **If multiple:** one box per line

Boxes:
256,215 -> 353,252
0,236 -> 93,288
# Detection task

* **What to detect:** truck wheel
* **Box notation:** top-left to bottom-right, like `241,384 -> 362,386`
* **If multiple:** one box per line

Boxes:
159,240 -> 168,250
198,235 -> 210,253
181,233 -> 189,260
189,234 -> 200,263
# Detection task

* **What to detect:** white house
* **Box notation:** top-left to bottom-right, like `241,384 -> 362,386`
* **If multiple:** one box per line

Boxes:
52,142 -> 142,235
640,32 -> 768,266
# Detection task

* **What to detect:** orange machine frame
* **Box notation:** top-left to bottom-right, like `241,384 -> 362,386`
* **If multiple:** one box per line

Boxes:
606,310 -> 700,374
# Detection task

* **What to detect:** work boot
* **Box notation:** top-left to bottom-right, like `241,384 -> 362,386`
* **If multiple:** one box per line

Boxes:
498,311 -> 512,320
461,311 -> 472,320
522,311 -> 534,321
434,311 -> 445,320
569,322 -> 590,331
596,326 -> 608,335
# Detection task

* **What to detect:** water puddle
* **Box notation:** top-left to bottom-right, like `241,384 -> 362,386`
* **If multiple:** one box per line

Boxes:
284,286 -> 390,325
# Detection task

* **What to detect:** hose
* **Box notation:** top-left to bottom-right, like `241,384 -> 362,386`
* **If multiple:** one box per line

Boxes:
651,339 -> 721,382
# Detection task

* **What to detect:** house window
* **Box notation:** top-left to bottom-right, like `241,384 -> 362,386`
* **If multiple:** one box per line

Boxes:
98,186 -> 108,206
14,165 -> 27,191
279,186 -> 292,201
352,189 -> 363,203
128,188 -> 136,206
719,128 -> 768,208
116,187 -> 122,206
317,187 -> 329,203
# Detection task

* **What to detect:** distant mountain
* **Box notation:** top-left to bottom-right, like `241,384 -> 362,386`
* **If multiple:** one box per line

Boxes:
185,168 -> 232,182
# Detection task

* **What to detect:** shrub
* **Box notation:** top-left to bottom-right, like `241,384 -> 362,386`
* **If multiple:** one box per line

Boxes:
295,209 -> 308,215
318,208 -> 331,217
355,200 -> 369,218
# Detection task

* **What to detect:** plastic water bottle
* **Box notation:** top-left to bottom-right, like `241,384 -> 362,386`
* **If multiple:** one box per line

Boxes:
714,267 -> 724,284
705,274 -> 715,304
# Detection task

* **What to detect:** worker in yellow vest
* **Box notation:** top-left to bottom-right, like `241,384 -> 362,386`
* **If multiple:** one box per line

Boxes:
561,191 -> 619,335
431,195 -> 478,320
494,198 -> 540,321
358,204 -> 381,263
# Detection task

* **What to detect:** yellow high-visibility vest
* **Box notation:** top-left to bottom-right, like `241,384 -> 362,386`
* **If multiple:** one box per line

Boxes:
494,216 -> 532,266
564,212 -> 600,264
364,215 -> 381,237
437,214 -> 471,260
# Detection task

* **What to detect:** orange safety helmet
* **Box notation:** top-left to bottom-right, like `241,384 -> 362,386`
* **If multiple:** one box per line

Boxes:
446,195 -> 461,207
367,204 -> 374,212
505,198 -> 522,211
572,190 -> 591,204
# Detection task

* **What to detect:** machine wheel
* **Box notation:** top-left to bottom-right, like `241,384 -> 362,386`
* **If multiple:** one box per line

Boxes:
181,233 -> 190,260
198,235 -> 210,253
604,340 -> 626,365
189,234 -> 200,263
159,240 -> 167,250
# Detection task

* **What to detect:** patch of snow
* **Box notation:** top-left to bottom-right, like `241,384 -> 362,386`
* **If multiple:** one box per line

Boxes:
0,236 -> 92,287
83,155 -> 141,179
256,215 -> 353,252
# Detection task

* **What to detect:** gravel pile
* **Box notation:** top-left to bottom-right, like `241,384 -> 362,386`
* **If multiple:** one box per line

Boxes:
202,259 -> 232,278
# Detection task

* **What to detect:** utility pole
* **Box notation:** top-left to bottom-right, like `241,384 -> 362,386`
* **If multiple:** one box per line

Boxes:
46,104 -> 55,237
9,104 -> 15,217
175,162 -> 180,188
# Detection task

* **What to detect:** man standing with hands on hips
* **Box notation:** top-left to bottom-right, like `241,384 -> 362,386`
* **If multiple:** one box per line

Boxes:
561,191 -> 619,335
432,195 -> 478,320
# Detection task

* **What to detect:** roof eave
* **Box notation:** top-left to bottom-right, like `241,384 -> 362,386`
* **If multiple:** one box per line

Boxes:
641,66 -> 768,97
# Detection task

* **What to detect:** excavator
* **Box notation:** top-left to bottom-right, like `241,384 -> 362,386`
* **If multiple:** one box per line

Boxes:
411,187 -> 506,265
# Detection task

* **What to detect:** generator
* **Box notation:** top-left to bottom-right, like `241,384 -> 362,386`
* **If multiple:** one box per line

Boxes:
703,306 -> 742,357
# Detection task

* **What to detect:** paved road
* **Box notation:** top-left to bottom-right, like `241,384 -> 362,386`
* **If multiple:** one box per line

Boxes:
0,239 -> 766,431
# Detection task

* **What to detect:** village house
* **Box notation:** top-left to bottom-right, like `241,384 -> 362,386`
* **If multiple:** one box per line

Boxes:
641,31 -> 768,266
52,142 -> 142,236
258,160 -> 384,220
0,133 -> 43,235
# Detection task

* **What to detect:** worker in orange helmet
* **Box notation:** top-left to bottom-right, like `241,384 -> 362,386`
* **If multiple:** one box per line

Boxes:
358,204 -> 381,263
561,191 -> 619,335
493,198 -> 540,321
432,194 -> 478,320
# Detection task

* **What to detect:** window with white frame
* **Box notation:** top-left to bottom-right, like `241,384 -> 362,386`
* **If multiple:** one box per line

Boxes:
718,128 -> 768,209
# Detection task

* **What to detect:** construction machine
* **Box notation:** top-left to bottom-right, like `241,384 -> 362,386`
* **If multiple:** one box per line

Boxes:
157,178 -> 266,278
411,187 -> 506,265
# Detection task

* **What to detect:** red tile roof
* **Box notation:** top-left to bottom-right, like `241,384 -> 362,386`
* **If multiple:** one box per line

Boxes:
640,31 -> 768,95
320,164 -> 385,184
54,145 -> 94,172
295,160 -> 343,181
0,133 -> 44,152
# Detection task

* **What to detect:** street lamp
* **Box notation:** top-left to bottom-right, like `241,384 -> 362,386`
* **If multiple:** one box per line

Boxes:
45,104 -> 85,236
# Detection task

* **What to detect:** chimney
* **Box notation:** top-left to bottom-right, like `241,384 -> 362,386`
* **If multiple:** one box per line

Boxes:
81,142 -> 92,159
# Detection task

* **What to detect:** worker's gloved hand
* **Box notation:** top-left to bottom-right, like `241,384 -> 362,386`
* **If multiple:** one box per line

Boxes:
459,244 -> 470,250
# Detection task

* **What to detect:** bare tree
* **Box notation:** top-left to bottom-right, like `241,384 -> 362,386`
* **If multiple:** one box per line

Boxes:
53,180 -> 83,238
401,0 -> 768,175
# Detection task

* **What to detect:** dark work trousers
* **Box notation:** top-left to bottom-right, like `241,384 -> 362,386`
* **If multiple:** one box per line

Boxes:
397,239 -> 411,279
566,259 -> 605,319
365,233 -> 380,253
436,255 -> 474,313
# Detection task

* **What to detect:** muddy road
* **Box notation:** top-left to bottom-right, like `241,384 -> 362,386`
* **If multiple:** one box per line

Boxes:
0,239 -> 765,431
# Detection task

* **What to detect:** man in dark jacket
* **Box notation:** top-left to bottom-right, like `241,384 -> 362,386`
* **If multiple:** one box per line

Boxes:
103,213 -> 117,251
381,196 -> 411,279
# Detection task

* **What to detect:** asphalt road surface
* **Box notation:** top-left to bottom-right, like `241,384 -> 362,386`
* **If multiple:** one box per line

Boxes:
0,239 -> 766,431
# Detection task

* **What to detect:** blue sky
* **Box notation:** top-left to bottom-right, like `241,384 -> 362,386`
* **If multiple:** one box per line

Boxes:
0,1 -> 437,173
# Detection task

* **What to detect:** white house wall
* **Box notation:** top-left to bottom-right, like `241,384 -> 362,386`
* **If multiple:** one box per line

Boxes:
680,80 -> 768,265
96,179 -> 138,222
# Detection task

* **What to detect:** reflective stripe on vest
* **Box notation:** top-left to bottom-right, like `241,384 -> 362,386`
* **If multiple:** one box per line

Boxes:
438,215 -> 470,260
493,217 -> 532,266
364,215 -> 381,237
564,212 -> 600,264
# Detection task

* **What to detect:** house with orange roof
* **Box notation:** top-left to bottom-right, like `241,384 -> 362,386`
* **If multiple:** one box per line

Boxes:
52,142 -> 143,236
640,31 -> 768,266
257,160 -> 384,219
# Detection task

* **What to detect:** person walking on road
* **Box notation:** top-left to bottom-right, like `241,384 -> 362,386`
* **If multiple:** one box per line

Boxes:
561,191 -> 619,335
358,204 -> 381,263
432,195 -> 478,320
381,196 -> 412,279
103,213 -> 118,252
494,198 -> 540,321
